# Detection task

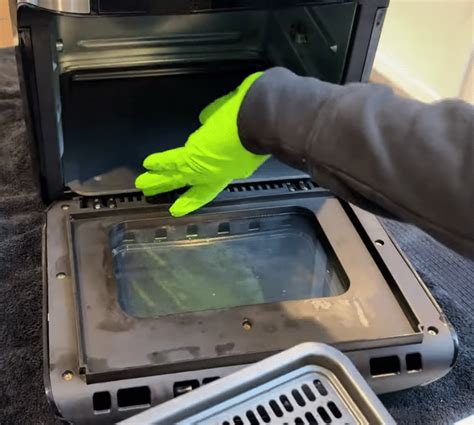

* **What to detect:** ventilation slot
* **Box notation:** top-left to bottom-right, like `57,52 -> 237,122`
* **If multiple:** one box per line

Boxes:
370,355 -> 401,377
292,389 -> 306,407
154,227 -> 167,241
117,386 -> 151,410
256,405 -> 271,423
174,380 -> 199,397
225,179 -> 317,194
79,193 -> 144,209
317,406 -> 332,423
215,374 -> 355,424
327,401 -> 342,419
123,232 -> 136,243
406,353 -> 423,373
269,400 -> 283,417
127,194 -> 143,202
246,410 -> 259,425
280,395 -> 294,412
248,221 -> 260,232
218,222 -> 230,235
186,224 -> 199,238
305,412 -> 319,424
302,384 -> 316,401
313,379 -> 328,396
203,376 -> 220,385
80,197 -> 89,209
287,180 -> 317,192
92,391 -> 111,413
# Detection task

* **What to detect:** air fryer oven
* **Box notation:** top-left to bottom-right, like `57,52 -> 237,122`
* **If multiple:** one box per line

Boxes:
13,1 -> 457,424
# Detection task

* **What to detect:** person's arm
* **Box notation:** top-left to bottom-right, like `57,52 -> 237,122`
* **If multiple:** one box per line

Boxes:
238,67 -> 474,258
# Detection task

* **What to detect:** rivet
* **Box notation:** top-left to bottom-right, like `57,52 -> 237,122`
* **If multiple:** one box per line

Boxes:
56,40 -> 64,52
242,319 -> 252,331
56,272 -> 66,279
61,204 -> 69,210
62,370 -> 74,381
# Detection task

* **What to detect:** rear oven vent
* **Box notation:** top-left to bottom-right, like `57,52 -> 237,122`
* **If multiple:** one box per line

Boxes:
77,179 -> 318,209
225,181 -> 285,192
225,179 -> 317,194
79,193 -> 144,209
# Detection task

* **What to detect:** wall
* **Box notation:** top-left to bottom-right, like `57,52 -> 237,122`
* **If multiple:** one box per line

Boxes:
374,0 -> 473,102
0,0 -> 13,48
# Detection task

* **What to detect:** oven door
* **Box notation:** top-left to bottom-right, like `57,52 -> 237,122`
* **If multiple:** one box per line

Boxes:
62,191 -> 423,384
43,182 -> 456,424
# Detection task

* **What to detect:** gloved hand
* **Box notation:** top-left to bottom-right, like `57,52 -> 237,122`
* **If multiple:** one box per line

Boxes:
135,72 -> 269,217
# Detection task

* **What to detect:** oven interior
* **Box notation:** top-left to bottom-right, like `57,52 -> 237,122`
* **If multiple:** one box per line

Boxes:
53,2 -> 357,195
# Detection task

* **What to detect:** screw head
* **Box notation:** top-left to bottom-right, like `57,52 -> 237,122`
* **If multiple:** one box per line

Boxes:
427,326 -> 439,336
62,370 -> 74,381
56,272 -> 66,280
242,319 -> 252,331
61,204 -> 69,210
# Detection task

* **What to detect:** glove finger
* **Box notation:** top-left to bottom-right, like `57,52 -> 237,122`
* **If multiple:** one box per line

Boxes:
199,90 -> 236,124
135,171 -> 186,197
143,147 -> 186,171
169,180 -> 230,217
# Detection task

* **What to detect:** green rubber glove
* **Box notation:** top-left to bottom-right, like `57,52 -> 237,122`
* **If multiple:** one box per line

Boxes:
135,72 -> 269,217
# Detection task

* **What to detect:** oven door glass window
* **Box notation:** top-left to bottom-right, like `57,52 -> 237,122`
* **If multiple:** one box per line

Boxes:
110,211 -> 348,317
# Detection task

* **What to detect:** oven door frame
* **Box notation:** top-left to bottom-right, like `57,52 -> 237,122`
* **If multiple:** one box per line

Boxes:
64,192 -> 424,384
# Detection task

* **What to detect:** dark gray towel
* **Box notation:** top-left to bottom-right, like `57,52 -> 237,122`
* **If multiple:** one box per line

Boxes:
0,48 -> 54,424
0,48 -> 472,424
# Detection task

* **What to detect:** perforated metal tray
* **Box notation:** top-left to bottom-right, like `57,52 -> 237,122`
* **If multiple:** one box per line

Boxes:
121,343 -> 395,425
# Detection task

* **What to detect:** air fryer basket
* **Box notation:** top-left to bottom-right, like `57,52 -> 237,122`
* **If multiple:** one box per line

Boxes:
120,343 -> 396,425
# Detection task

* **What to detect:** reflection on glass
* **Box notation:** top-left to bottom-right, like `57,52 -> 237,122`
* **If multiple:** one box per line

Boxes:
110,212 -> 348,317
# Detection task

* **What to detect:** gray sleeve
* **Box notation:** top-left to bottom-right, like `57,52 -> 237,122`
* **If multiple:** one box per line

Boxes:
238,67 -> 474,258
